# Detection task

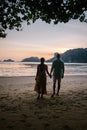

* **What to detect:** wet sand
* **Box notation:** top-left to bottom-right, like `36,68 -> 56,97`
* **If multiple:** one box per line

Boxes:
0,75 -> 87,130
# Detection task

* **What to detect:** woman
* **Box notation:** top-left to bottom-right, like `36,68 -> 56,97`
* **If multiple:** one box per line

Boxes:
34,57 -> 51,99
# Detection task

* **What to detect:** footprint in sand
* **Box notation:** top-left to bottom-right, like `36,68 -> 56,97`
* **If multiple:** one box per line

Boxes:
44,122 -> 50,128
20,114 -> 28,122
63,125 -> 73,130
0,118 -> 6,121
7,125 -> 15,129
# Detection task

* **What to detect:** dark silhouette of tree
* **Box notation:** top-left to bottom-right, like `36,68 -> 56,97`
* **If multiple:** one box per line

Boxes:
0,0 -> 87,38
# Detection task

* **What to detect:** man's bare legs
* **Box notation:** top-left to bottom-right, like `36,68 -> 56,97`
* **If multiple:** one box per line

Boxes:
51,77 -> 61,97
56,78 -> 61,96
51,77 -> 56,97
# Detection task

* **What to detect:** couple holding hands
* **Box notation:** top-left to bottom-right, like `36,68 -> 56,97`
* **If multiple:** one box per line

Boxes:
34,53 -> 65,99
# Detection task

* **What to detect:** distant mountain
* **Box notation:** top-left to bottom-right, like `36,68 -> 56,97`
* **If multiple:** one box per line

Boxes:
21,57 -> 40,62
21,48 -> 87,63
3,59 -> 14,62
61,48 -> 87,63
47,48 -> 87,63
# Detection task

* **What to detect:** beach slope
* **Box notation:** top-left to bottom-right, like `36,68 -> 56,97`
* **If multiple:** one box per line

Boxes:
0,75 -> 87,130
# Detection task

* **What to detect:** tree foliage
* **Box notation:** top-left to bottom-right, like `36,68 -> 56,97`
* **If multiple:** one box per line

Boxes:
0,0 -> 87,38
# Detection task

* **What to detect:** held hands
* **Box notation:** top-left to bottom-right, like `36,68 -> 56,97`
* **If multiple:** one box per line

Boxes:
49,73 -> 52,78
49,74 -> 52,78
35,77 -> 37,80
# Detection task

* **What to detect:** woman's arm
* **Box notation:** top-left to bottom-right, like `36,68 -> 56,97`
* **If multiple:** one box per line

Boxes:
35,65 -> 39,80
46,65 -> 51,78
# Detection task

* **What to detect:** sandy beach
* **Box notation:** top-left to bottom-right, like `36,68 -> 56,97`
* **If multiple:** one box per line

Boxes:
0,75 -> 87,130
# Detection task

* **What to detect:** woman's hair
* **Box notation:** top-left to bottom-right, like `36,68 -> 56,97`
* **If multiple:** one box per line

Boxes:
40,57 -> 45,63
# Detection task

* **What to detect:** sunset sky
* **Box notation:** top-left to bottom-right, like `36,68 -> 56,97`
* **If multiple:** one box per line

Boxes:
0,19 -> 87,61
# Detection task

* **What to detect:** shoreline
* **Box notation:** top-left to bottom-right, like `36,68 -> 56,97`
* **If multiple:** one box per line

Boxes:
0,74 -> 87,77
0,75 -> 87,130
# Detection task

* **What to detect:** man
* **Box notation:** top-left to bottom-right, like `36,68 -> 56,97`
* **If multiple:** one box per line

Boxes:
50,53 -> 64,97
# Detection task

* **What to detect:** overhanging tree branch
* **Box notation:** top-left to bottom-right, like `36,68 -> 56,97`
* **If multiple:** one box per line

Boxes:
0,0 -> 87,38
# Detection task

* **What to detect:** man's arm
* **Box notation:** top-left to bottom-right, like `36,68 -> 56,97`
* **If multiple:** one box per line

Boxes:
50,63 -> 53,76
62,62 -> 65,78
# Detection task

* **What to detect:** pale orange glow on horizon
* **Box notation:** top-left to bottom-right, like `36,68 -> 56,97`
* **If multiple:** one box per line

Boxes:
0,45 -> 69,61
0,47 -> 77,61
0,20 -> 87,61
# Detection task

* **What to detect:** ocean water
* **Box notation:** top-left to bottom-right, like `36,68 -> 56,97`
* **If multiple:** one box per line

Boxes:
0,62 -> 87,77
